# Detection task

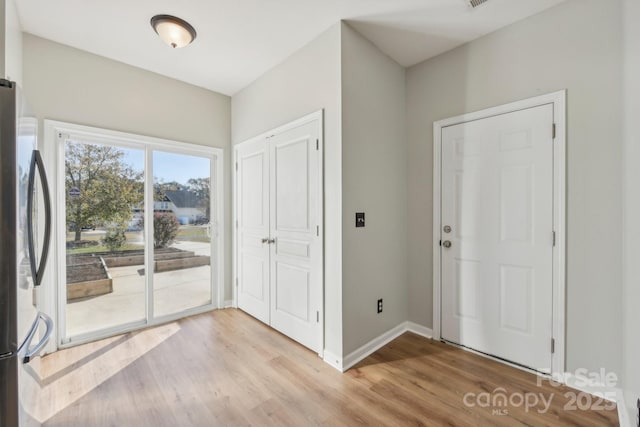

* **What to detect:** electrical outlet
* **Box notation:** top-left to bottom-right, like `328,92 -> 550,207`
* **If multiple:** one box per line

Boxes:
377,299 -> 383,313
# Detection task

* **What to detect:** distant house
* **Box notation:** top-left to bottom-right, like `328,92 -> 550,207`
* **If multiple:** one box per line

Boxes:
154,190 -> 206,225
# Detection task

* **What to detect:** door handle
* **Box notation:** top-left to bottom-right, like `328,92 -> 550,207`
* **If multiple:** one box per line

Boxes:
261,238 -> 269,244
20,312 -> 53,364
268,238 -> 276,244
442,240 -> 452,248
27,150 -> 52,287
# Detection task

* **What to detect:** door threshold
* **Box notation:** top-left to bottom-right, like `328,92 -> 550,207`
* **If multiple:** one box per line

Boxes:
440,339 -> 551,378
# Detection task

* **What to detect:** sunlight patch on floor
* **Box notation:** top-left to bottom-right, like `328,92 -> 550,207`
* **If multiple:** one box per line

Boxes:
24,322 -> 181,423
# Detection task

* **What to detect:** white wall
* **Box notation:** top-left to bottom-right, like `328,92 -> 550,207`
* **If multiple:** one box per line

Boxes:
406,0 -> 623,376
4,0 -> 21,84
22,33 -> 233,300
623,0 -> 640,422
340,23 -> 408,356
0,0 -> 4,78
231,24 -> 343,359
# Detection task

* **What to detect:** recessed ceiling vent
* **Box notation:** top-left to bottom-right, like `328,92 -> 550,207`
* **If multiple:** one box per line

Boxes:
468,0 -> 489,8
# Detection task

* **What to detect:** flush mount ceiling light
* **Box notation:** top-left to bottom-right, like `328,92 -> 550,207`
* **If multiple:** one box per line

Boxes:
150,14 -> 197,48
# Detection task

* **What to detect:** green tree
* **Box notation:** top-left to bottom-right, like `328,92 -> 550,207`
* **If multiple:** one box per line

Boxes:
186,177 -> 211,218
65,143 -> 143,242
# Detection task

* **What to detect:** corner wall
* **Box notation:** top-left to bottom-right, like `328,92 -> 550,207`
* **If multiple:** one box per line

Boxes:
231,24 -> 343,359
623,0 -> 640,421
340,23 -> 408,356
0,0 -> 5,78
406,0 -> 624,376
2,0 -> 24,84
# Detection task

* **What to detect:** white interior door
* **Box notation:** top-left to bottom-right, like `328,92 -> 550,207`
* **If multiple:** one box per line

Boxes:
236,139 -> 270,324
440,104 -> 554,372
269,121 -> 322,354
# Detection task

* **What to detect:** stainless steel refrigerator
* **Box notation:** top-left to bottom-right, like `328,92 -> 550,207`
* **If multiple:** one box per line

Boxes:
0,79 -> 53,427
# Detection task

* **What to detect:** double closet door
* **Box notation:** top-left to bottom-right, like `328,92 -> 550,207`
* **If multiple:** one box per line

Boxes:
236,116 -> 323,354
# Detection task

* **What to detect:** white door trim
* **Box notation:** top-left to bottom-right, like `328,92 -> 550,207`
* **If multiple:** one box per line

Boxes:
432,91 -> 566,377
233,110 -> 325,356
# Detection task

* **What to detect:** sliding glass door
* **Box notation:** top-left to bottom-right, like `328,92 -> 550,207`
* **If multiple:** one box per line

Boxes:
56,125 -> 222,346
152,151 -> 213,317
63,139 -> 147,338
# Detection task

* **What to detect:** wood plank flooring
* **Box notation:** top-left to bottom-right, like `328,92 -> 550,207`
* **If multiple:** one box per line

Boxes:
40,309 -> 618,426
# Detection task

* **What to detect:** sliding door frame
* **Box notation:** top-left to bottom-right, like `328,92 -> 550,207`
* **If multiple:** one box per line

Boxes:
43,120 -> 224,349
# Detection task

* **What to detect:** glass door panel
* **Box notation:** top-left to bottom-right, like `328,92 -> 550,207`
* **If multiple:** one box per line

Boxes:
152,151 -> 213,317
64,140 -> 146,338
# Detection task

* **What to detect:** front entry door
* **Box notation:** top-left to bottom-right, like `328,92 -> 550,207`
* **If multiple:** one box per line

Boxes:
440,104 -> 554,372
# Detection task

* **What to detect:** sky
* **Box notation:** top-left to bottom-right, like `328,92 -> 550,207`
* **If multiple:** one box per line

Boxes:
122,149 -> 210,184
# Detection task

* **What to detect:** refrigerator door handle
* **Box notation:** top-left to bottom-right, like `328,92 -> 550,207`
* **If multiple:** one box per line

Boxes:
27,149 -> 52,287
20,312 -> 53,364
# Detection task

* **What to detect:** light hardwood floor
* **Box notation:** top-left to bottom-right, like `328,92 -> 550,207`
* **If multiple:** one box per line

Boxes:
40,309 -> 618,426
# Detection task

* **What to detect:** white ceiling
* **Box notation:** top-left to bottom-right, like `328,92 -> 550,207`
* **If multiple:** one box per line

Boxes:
15,0 -> 565,96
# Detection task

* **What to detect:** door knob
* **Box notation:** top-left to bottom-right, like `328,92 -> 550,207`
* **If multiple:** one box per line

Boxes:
442,240 -> 452,248
268,238 -> 276,244
261,238 -> 269,244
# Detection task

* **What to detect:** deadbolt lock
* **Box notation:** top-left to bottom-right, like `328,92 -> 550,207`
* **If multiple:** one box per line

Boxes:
443,225 -> 452,233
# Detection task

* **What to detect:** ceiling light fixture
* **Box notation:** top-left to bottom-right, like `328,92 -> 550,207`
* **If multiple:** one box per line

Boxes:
150,14 -> 197,49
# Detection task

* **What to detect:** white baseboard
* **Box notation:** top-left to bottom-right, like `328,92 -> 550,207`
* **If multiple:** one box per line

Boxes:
323,350 -> 343,372
618,391 -> 631,427
342,323 -> 408,371
321,321 -> 435,372
223,300 -> 234,308
323,323 -> 630,427
407,322 -> 433,339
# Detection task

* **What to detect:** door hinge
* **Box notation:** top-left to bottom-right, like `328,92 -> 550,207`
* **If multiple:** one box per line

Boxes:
316,225 -> 319,237
235,220 -> 238,229
439,240 -> 442,247
316,311 -> 319,322
552,123 -> 556,139
552,231 -> 556,246
235,162 -> 238,171
316,139 -> 319,151
551,338 -> 555,354
236,277 -> 239,287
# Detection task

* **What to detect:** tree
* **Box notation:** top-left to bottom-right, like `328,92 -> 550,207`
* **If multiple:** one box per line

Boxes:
136,213 -> 180,248
103,227 -> 127,252
153,213 -> 180,248
65,143 -> 143,241
186,177 -> 211,218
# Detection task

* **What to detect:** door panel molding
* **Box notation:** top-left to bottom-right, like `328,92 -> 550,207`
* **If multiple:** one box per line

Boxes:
233,110 -> 324,356
432,91 -> 566,377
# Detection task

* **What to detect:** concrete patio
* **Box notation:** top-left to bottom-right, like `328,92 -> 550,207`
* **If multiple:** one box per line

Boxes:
65,241 -> 214,338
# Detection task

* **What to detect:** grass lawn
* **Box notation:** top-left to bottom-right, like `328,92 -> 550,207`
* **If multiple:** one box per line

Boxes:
66,226 -> 209,254
67,243 -> 141,255
176,226 -> 209,242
